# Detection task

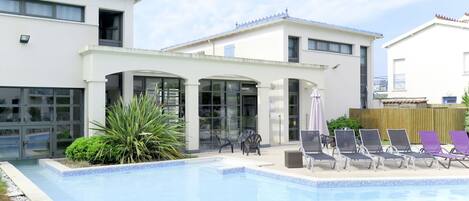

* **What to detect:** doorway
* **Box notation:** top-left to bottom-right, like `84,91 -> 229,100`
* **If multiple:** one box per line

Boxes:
241,95 -> 257,132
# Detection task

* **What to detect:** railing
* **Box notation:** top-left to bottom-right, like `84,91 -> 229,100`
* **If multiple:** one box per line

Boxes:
349,108 -> 466,144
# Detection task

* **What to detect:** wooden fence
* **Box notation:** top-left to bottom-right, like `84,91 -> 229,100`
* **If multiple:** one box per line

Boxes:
349,108 -> 466,144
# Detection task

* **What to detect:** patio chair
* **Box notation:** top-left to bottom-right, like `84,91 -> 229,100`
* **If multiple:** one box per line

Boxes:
215,134 -> 233,153
243,134 -> 262,156
418,131 -> 467,169
333,130 -> 375,170
239,129 -> 256,152
359,129 -> 406,168
299,131 -> 336,170
449,130 -> 469,158
386,129 -> 436,169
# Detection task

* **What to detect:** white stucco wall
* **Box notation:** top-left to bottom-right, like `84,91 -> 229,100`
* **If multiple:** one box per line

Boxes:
386,23 -> 469,103
0,0 -> 135,88
171,21 -> 377,121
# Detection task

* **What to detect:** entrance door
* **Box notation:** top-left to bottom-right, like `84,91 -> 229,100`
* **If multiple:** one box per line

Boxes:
241,95 -> 257,132
22,126 -> 51,159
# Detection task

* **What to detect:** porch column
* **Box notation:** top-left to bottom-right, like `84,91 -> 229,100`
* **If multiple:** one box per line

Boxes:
257,84 -> 271,146
184,80 -> 199,152
85,80 -> 106,136
122,72 -> 134,104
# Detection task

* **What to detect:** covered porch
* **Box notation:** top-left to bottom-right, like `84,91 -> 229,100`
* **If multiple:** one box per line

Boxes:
80,46 -> 326,152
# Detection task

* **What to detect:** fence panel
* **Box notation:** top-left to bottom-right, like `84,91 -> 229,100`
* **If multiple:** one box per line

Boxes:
350,108 -> 465,144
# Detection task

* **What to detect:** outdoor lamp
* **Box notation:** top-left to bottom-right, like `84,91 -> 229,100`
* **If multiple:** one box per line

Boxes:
19,35 -> 30,44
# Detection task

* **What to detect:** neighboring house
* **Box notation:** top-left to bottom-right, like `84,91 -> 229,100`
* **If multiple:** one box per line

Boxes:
383,13 -> 469,104
1,0 -> 332,159
163,11 -> 383,140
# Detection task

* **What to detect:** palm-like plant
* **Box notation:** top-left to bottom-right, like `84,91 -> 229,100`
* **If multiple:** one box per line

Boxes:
92,94 -> 185,164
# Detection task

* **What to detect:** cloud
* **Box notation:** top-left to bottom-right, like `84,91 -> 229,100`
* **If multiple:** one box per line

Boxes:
134,0 -> 422,50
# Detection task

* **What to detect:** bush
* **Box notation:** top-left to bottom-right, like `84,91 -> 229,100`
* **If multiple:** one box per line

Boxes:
92,94 -> 185,164
65,136 -> 117,164
327,116 -> 361,137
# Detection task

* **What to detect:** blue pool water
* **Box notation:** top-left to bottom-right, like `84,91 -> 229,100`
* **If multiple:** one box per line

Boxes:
11,160 -> 469,201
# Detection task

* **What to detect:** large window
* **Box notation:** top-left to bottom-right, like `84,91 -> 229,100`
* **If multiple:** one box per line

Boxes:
99,10 -> 123,47
288,36 -> 299,63
105,73 -> 122,107
199,80 -> 257,149
288,79 -> 300,141
133,76 -> 185,117
393,59 -> 406,91
224,44 -> 235,57
360,46 -> 368,108
308,39 -> 352,55
0,0 -> 84,22
0,87 -> 84,159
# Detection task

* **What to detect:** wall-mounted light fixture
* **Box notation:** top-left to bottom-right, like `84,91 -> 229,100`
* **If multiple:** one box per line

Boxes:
19,35 -> 30,44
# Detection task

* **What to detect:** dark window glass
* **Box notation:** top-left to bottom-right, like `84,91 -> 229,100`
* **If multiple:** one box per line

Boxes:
26,106 -> 53,122
0,0 -> 19,12
56,107 -> 70,121
56,4 -> 82,21
0,107 -> 20,122
133,77 -> 145,96
0,88 -> 21,105
200,92 -> 212,105
25,1 -> 53,17
99,10 -> 123,47
105,73 -> 122,107
212,81 -> 225,91
360,46 -> 368,108
288,36 -> 299,63
308,39 -> 353,55
288,79 -> 300,141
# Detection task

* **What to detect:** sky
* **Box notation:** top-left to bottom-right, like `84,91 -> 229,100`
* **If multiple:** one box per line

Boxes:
134,0 -> 469,77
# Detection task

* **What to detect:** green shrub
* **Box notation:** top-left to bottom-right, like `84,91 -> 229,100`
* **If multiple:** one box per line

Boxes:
65,136 -> 117,164
327,116 -> 361,136
92,94 -> 185,164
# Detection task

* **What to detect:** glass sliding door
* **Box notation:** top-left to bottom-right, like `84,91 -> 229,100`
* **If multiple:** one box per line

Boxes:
0,87 -> 84,160
288,79 -> 300,141
133,76 -> 185,117
199,79 -> 257,150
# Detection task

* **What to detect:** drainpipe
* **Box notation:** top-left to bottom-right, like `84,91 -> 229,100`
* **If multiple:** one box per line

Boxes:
208,39 -> 215,56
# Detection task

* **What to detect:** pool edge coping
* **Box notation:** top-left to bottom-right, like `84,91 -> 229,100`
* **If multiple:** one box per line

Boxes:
0,162 -> 53,201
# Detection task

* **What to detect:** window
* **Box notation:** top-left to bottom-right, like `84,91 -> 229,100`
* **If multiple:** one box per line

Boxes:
99,10 -> 123,47
360,47 -> 368,108
308,39 -> 353,55
105,73 -> 122,107
0,0 -> 84,22
288,36 -> 299,63
393,59 -> 406,91
288,79 -> 300,141
442,96 -> 457,104
224,44 -> 235,57
133,76 -> 185,118
0,0 -> 19,13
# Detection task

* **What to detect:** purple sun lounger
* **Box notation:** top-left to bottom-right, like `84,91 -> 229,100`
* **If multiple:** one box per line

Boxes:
449,130 -> 469,158
418,131 -> 467,169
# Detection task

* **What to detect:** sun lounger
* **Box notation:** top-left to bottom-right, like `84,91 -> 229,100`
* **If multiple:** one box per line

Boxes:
359,129 -> 405,168
299,131 -> 336,170
386,129 -> 436,169
333,130 -> 375,170
418,130 -> 467,169
449,130 -> 469,158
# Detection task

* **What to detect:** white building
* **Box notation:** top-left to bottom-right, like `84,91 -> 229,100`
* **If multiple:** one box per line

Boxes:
163,11 -> 382,129
383,14 -> 469,104
0,1 -> 379,160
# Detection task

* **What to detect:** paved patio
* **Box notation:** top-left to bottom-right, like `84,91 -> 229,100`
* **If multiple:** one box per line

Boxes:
196,143 -> 469,179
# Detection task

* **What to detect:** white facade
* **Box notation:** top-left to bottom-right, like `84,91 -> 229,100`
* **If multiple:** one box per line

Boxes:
164,14 -> 382,123
383,14 -> 469,104
0,1 -> 332,158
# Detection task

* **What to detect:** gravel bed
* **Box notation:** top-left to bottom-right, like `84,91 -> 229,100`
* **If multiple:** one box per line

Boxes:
0,169 -> 30,201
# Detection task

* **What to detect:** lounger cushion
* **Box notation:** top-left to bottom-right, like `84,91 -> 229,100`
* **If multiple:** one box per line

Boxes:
341,153 -> 372,160
372,152 -> 404,160
401,152 -> 433,159
305,152 -> 335,161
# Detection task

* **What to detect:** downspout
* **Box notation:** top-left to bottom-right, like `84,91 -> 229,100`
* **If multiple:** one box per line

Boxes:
208,39 -> 215,55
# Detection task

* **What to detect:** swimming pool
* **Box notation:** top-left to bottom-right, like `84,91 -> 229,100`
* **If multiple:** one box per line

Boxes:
10,159 -> 469,201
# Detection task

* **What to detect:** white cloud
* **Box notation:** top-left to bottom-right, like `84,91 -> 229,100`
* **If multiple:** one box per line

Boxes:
134,0 -> 422,49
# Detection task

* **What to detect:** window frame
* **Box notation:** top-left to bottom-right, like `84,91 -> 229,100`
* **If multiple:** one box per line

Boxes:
0,0 -> 85,22
308,39 -> 353,55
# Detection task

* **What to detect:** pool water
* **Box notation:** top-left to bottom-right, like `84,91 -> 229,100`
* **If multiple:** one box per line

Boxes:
11,160 -> 469,201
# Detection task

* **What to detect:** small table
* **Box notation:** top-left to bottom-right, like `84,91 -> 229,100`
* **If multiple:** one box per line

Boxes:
284,150 -> 303,168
